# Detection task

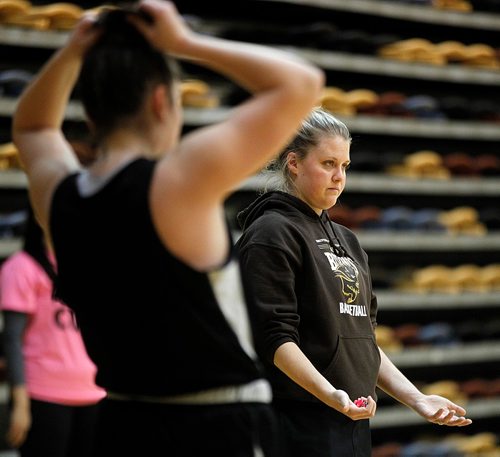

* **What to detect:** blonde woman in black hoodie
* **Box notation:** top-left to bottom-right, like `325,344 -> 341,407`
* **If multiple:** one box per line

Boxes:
237,108 -> 471,457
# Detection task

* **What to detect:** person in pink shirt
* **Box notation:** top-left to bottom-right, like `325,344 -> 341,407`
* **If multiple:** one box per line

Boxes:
0,210 -> 105,457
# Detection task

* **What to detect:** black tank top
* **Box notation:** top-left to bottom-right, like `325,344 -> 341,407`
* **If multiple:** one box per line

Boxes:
50,158 -> 263,396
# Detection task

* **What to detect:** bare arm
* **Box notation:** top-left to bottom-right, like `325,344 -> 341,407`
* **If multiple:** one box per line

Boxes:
150,11 -> 325,200
274,342 -> 376,420
12,15 -> 100,231
7,386 -> 30,449
13,0 -> 324,270
377,347 -> 472,426
140,0 -> 324,268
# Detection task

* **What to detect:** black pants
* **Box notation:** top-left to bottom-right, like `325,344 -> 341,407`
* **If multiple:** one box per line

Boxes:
274,399 -> 371,457
20,399 -> 100,457
93,398 -> 281,457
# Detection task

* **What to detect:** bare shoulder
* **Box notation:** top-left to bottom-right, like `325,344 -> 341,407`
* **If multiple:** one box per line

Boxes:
149,156 -> 230,271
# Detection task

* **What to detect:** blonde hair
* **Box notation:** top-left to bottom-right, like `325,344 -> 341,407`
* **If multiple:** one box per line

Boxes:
265,108 -> 351,193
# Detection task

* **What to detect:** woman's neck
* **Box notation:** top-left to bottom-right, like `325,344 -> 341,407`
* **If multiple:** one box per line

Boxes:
89,134 -> 157,176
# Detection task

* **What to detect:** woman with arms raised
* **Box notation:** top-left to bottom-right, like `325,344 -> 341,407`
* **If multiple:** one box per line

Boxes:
11,1 -> 324,455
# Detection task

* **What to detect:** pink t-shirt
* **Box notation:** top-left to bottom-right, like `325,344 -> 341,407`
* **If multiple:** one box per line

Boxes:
0,251 -> 106,405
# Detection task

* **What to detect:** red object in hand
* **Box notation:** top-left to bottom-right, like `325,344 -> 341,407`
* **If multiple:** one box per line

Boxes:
354,398 -> 368,407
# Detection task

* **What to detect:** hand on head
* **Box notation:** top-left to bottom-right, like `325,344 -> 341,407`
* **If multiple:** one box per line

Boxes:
127,0 -> 193,55
66,12 -> 102,56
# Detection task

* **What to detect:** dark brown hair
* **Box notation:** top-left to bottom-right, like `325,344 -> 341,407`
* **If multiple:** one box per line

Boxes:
79,6 -> 179,143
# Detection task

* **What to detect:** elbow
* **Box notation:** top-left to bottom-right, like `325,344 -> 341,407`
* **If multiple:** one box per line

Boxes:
269,336 -> 298,366
12,120 -> 42,139
287,66 -> 325,112
311,67 -> 326,99
11,118 -> 31,144
11,128 -> 22,148
301,66 -> 325,104
10,130 -> 28,163
11,107 -> 29,137
11,117 -> 21,141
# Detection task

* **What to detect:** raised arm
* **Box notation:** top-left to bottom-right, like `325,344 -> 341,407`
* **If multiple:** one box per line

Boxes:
137,0 -> 324,197
139,0 -> 324,268
13,0 -> 324,270
12,15 -> 101,230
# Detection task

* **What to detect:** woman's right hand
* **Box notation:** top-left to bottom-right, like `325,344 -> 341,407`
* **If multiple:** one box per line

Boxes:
326,391 -> 377,420
65,12 -> 102,58
6,400 -> 31,448
325,389 -> 351,413
129,0 -> 193,55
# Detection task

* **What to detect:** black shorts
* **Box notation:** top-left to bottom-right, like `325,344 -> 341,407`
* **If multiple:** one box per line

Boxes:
20,399 -> 100,457
273,399 -> 371,457
93,398 -> 280,457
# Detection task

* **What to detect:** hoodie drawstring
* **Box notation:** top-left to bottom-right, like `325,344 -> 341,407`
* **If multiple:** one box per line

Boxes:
319,212 -> 350,258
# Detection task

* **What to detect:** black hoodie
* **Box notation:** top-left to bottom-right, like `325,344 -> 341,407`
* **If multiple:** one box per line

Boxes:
236,191 -> 381,403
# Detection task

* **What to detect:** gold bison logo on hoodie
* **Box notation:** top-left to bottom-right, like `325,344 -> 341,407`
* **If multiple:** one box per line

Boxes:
324,252 -> 360,304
